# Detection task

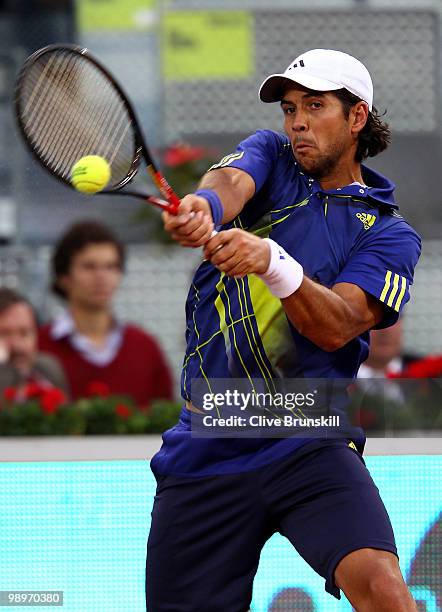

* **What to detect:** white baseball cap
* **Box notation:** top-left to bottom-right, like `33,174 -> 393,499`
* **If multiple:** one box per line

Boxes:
259,49 -> 373,110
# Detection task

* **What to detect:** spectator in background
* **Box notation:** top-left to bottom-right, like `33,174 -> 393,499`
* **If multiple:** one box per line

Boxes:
0,288 -> 68,398
358,318 -> 418,379
356,317 -> 421,408
38,221 -> 173,406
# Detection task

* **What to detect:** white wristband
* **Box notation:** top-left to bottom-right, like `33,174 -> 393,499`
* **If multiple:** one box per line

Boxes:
258,238 -> 304,298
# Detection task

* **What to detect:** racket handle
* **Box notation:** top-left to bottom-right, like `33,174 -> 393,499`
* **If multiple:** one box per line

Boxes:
151,170 -> 181,214
166,193 -> 181,215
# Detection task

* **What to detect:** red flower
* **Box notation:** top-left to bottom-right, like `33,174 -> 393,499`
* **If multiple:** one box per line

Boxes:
389,355 -> 442,379
163,143 -> 207,168
24,381 -> 46,399
40,388 -> 66,414
352,408 -> 379,429
86,381 -> 111,397
3,387 -> 16,402
115,404 -> 132,419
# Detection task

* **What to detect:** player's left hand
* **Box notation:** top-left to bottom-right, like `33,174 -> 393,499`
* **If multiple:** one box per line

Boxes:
203,229 -> 270,277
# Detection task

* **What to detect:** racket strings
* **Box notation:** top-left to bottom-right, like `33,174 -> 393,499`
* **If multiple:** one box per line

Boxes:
28,54 -> 133,181
57,63 -> 129,172
24,54 -> 100,164
18,50 -> 136,186
36,56 -> 97,171
54,57 -> 133,180
25,56 -> 79,158
50,64 -> 117,173
23,52 -> 61,122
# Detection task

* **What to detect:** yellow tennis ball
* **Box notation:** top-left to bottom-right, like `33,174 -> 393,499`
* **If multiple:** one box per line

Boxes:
70,155 -> 111,194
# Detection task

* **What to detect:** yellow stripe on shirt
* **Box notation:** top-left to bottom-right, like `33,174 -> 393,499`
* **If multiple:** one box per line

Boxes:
394,276 -> 407,312
380,270 -> 392,302
387,273 -> 400,307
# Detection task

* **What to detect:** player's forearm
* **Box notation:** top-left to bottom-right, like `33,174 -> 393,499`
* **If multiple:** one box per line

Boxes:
205,233 -> 384,349
198,168 -> 254,224
281,278 -> 372,351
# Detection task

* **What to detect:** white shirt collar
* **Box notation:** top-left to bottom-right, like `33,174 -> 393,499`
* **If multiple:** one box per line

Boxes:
51,309 -> 76,340
50,310 -> 124,367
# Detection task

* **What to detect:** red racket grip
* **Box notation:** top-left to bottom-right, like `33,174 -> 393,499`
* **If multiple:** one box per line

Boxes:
152,171 -> 180,215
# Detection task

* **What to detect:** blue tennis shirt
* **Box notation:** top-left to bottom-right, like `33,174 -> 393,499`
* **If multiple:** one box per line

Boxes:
151,130 -> 421,477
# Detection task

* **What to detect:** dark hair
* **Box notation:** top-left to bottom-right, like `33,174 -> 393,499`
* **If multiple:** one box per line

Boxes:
332,88 -> 391,162
0,287 -> 36,321
51,220 -> 126,300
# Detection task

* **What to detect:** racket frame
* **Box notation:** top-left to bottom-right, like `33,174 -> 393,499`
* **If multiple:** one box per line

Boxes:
14,43 -> 180,214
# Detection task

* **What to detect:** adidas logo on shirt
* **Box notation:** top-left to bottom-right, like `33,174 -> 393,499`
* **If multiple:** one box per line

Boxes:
356,212 -> 376,230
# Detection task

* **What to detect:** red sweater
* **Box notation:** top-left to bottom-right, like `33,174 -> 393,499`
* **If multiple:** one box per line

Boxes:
38,324 -> 173,406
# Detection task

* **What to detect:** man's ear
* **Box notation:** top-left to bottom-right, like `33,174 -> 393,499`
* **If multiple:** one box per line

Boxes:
350,101 -> 369,135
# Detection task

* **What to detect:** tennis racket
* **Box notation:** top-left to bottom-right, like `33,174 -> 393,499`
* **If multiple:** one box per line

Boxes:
14,43 -> 181,214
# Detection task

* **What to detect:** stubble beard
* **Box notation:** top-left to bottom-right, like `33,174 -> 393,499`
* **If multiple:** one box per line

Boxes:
295,139 -> 347,180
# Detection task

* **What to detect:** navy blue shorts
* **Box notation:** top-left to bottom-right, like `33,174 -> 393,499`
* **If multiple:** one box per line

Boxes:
145,439 -> 397,611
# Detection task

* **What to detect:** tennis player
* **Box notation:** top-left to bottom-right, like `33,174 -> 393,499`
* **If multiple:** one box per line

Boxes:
147,49 -> 420,611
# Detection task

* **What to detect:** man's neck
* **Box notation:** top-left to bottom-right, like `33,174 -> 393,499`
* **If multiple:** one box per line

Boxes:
69,305 -> 113,347
318,156 -> 364,191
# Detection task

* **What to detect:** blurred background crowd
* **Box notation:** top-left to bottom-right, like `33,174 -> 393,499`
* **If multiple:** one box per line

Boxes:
0,0 -> 441,434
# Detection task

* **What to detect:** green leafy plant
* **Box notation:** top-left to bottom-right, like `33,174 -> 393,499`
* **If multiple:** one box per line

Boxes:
0,382 -> 182,436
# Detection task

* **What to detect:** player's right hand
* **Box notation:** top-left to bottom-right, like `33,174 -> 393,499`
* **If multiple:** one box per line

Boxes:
162,194 -> 215,247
